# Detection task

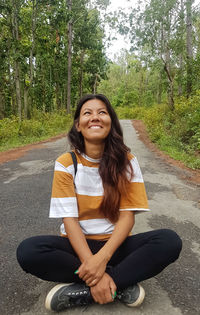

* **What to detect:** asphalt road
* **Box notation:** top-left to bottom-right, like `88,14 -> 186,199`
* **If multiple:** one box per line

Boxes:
0,120 -> 200,315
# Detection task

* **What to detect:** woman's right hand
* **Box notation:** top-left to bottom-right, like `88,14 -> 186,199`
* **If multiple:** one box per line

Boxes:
76,252 -> 107,286
90,272 -> 117,304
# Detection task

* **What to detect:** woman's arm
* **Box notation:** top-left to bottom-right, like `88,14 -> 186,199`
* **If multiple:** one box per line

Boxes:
77,211 -> 135,286
64,211 -> 134,287
97,210 -> 135,261
63,217 -> 93,263
64,217 -> 108,284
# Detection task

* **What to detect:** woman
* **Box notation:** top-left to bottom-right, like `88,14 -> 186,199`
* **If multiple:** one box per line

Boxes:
17,94 -> 182,312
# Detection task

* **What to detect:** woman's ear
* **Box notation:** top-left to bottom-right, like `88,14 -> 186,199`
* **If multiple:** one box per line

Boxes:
75,121 -> 80,132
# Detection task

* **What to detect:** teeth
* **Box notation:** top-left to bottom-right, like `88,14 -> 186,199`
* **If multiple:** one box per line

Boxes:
90,126 -> 101,129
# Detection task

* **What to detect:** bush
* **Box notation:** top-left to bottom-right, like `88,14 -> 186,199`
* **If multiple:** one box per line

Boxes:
0,110 -> 72,151
115,106 -> 146,120
141,94 -> 200,169
0,117 -> 19,142
19,120 -> 46,137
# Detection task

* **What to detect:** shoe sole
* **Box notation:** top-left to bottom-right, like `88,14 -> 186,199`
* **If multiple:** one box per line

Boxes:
45,283 -> 72,311
126,284 -> 145,307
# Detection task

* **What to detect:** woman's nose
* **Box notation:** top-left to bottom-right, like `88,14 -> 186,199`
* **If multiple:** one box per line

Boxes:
90,113 -> 99,120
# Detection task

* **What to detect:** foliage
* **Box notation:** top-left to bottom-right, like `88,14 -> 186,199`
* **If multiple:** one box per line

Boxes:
98,52 -> 166,107
115,106 -> 146,120
124,0 -> 199,107
0,110 -> 72,151
0,0 -> 109,119
142,94 -> 200,169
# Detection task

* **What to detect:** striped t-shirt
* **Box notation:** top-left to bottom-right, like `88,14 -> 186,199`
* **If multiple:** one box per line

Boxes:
49,151 -> 150,240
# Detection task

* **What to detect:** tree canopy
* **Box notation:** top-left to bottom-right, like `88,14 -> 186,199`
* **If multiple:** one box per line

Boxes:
0,0 -> 109,120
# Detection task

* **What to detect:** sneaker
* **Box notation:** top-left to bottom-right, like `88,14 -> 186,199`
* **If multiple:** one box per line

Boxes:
117,283 -> 145,307
45,283 -> 93,312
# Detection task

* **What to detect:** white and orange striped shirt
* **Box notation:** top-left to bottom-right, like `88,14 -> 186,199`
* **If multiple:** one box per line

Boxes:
49,151 -> 150,240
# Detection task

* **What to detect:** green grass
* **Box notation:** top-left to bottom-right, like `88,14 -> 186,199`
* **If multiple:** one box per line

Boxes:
154,134 -> 200,169
1,101 -> 200,170
0,110 -> 72,152
114,97 -> 200,170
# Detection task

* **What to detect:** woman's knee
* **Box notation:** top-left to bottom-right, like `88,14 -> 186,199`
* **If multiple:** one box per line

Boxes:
16,236 -> 41,272
158,229 -> 182,260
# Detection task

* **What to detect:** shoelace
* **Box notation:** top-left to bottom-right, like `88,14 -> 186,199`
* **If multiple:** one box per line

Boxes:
62,289 -> 91,307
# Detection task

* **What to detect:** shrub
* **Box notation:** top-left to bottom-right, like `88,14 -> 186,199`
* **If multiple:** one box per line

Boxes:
141,95 -> 200,169
115,106 -> 145,120
0,110 -> 72,151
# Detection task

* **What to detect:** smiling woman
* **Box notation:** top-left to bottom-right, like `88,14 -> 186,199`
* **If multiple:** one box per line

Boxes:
16,94 -> 182,312
76,99 -> 112,151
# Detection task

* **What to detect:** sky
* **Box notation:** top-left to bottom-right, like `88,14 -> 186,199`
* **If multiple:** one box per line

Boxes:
105,0 -> 131,60
106,0 -> 200,60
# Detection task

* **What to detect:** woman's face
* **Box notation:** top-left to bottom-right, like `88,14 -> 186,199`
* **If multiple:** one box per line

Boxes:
76,99 -> 112,145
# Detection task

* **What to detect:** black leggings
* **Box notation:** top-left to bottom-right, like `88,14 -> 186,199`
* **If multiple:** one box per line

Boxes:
16,229 -> 182,290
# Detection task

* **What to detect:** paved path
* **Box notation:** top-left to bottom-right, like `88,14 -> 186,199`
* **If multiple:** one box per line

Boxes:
0,120 -> 199,315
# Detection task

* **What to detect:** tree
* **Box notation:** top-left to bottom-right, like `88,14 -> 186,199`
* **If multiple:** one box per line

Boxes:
128,0 -> 181,109
186,0 -> 194,97
0,0 -> 108,118
11,0 -> 23,121
67,0 -> 72,113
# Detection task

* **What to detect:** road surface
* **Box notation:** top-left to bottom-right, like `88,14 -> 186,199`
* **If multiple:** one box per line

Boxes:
0,120 -> 199,315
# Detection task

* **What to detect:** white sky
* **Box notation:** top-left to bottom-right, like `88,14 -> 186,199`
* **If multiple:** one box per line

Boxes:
105,0 -> 131,60
106,0 -> 200,60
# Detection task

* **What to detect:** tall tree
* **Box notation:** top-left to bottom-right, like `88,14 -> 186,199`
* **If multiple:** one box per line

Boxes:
0,0 -> 108,118
11,0 -> 23,121
186,0 -> 194,97
128,0 -> 184,109
67,0 -> 72,113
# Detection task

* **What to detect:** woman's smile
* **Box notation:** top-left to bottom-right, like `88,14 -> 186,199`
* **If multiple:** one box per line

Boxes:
76,99 -> 111,144
89,125 -> 102,129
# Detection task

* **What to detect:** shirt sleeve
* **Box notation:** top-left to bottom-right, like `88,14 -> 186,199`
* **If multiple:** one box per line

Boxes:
120,155 -> 150,213
49,155 -> 79,218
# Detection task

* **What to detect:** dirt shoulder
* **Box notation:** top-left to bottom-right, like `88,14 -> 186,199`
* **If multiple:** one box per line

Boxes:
132,120 -> 200,185
0,133 -> 67,164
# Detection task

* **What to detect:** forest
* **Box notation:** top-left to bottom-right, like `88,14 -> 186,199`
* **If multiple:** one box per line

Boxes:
0,0 -> 200,169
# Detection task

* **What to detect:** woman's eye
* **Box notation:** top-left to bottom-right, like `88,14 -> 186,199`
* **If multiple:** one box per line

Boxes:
99,111 -> 106,114
83,111 -> 91,115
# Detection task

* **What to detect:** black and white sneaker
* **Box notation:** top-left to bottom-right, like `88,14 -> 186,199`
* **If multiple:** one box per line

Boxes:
45,283 -> 93,312
117,283 -> 145,307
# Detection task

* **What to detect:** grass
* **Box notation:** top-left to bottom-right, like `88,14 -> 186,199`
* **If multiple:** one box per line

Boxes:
155,135 -> 200,169
1,102 -> 199,170
114,99 -> 200,170
0,110 -> 72,152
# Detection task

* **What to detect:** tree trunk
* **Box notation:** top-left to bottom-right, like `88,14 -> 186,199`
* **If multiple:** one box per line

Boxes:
7,40 -> 15,115
30,0 -> 37,86
186,0 -> 194,97
14,61 -> 22,121
178,0 -> 184,96
162,58 -> 174,110
162,17 -> 175,110
26,0 -> 37,117
79,50 -> 85,98
12,0 -> 22,121
67,0 -> 72,114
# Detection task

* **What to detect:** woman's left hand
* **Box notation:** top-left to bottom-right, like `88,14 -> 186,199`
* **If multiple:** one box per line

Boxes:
90,272 -> 117,304
76,253 -> 108,286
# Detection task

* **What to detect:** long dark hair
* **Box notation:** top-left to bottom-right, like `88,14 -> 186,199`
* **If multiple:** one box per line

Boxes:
68,94 -> 133,222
